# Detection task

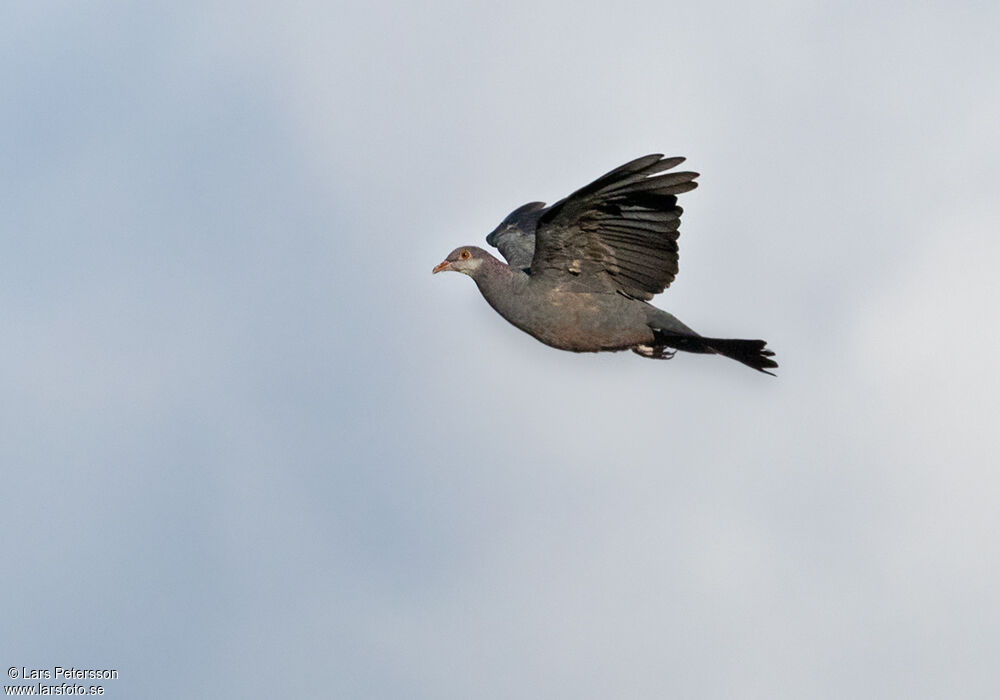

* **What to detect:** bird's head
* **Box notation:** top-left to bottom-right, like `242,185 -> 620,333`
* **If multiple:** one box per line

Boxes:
432,246 -> 489,276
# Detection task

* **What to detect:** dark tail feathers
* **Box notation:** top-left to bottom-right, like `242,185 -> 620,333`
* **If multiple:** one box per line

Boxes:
641,330 -> 778,375
701,337 -> 777,375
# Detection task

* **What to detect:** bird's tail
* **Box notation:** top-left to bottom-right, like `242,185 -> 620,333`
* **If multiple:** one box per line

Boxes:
700,337 -> 777,375
637,328 -> 778,375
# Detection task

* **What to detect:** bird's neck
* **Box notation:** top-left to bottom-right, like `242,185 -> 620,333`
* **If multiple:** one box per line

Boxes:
470,255 -> 528,318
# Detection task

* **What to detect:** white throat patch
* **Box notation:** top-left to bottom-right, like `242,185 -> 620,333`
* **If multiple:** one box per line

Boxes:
461,257 -> 484,273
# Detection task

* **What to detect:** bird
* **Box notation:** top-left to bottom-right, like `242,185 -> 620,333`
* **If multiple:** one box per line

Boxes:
432,155 -> 777,375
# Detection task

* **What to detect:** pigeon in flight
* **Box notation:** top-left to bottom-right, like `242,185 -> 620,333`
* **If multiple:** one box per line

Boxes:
433,155 -> 777,374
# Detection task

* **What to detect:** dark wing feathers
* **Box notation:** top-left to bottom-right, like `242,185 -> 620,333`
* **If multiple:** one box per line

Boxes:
485,201 -> 546,271
570,155 -> 686,198
531,155 -> 698,299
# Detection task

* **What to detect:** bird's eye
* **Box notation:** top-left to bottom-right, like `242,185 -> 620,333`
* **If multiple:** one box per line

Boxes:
460,249 -> 471,260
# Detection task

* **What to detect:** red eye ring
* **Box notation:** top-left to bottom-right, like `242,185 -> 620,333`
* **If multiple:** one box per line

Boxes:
460,250 -> 471,260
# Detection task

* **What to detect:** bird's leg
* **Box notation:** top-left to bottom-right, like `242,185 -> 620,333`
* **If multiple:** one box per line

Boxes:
632,344 -> 677,360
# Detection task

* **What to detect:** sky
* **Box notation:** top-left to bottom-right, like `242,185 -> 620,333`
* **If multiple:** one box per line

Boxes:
2,1 -> 999,698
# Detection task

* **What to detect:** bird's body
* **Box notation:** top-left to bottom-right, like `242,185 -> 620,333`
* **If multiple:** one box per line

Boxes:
467,253 -> 692,352
433,155 -> 777,374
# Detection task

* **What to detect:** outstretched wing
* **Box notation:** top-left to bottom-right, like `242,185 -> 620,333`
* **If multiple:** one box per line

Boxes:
529,155 -> 698,300
485,201 -> 546,271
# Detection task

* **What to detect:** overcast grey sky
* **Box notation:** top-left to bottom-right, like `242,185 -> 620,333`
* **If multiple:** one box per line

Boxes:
2,1 -> 999,698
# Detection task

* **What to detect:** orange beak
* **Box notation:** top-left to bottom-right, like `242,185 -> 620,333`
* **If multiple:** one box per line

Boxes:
432,260 -> 451,274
